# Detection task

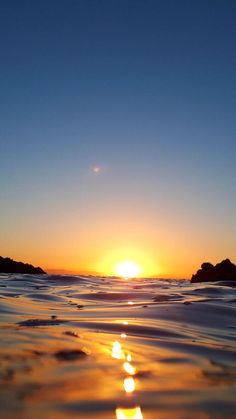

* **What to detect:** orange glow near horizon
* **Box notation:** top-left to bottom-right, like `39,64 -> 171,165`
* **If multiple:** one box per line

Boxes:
4,189 -> 232,280
96,247 -> 160,278
7,228 -> 208,279
7,226 -> 202,278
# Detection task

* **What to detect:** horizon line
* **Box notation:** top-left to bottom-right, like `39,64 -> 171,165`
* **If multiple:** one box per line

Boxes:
45,268 -> 189,280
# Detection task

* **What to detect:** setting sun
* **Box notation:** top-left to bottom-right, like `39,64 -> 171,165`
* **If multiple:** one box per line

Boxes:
97,248 -> 160,278
114,261 -> 142,278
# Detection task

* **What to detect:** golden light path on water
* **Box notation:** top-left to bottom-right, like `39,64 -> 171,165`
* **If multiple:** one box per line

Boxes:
112,341 -> 123,360
123,362 -> 136,375
124,376 -> 136,393
111,320 -> 144,419
116,407 -> 143,419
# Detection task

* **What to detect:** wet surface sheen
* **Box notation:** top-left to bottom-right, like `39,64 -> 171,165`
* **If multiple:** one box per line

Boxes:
0,273 -> 236,418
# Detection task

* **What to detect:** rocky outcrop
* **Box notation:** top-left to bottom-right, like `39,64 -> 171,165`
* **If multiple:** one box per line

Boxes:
191,259 -> 236,283
0,256 -> 46,274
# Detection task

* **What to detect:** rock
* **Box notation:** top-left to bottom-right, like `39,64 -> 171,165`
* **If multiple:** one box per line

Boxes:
191,259 -> 236,283
18,318 -> 66,326
153,294 -> 170,302
63,331 -> 79,338
54,349 -> 87,361
0,256 -> 46,274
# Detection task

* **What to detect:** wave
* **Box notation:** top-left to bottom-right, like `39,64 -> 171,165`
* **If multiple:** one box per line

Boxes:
0,274 -> 236,418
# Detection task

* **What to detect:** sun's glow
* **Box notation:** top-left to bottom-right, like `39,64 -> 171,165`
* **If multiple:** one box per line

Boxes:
115,261 -> 142,278
96,246 -> 160,278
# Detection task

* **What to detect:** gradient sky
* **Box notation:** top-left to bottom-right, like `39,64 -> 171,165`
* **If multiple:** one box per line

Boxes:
1,0 -> 236,278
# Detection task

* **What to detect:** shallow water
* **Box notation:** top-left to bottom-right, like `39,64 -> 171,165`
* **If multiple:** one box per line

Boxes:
0,274 -> 236,418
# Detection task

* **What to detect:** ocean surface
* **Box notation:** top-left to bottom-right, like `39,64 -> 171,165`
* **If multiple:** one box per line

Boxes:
0,274 -> 236,419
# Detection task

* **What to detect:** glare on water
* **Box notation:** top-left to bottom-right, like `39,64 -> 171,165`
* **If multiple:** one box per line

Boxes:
112,341 -> 123,360
116,406 -> 143,419
123,362 -> 136,375
111,328 -> 143,418
124,376 -> 136,393
3,274 -> 235,418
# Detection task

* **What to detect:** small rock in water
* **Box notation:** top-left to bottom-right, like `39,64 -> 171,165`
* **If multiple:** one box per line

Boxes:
54,349 -> 87,361
64,331 -> 79,338
18,318 -> 66,327
77,305 -> 84,309
153,295 -> 170,302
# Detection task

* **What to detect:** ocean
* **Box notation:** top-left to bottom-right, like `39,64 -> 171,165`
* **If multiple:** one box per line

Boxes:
0,274 -> 236,418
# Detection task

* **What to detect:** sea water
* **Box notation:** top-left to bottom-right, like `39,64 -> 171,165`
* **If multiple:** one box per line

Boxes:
0,274 -> 236,418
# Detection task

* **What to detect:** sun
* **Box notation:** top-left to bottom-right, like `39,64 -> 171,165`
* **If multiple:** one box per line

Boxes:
114,260 -> 142,279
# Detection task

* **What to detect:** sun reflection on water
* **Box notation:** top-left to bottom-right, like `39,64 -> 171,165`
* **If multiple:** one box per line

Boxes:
123,362 -> 136,375
124,376 -> 136,393
112,341 -> 123,360
111,332 -> 144,419
116,406 -> 143,419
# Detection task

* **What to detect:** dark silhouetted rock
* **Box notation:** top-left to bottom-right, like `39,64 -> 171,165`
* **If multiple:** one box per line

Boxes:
54,349 -> 87,361
0,256 -> 46,274
18,318 -> 66,327
191,259 -> 236,283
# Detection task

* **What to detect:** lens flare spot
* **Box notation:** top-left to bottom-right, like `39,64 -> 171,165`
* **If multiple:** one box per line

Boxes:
92,166 -> 102,174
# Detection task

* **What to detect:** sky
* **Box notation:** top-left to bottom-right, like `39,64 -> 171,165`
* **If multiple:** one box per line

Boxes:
0,0 -> 236,278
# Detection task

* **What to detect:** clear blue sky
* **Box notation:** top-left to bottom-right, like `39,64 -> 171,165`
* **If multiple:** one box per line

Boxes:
0,0 -> 236,276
